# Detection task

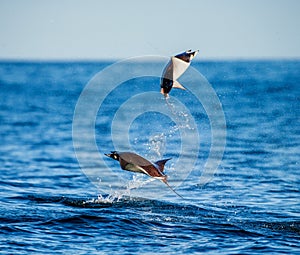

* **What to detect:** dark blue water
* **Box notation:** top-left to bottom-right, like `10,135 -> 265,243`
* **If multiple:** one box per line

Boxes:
1,60 -> 299,254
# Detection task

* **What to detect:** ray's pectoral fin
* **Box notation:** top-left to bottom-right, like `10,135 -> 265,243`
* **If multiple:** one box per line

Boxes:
172,80 -> 186,90
123,163 -> 148,174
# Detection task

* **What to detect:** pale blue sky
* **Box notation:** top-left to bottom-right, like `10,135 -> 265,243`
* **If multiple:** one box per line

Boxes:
0,0 -> 299,60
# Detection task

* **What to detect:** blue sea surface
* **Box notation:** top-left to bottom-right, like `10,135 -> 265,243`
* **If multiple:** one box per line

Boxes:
0,60 -> 299,254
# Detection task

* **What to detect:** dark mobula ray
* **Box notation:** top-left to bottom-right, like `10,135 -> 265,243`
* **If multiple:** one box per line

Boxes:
105,151 -> 183,198
160,49 -> 198,97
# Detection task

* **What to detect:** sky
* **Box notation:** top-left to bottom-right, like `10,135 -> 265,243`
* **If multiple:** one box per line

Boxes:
0,0 -> 299,60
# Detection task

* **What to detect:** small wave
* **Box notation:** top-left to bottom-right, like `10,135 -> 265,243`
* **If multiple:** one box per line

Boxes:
259,221 -> 300,234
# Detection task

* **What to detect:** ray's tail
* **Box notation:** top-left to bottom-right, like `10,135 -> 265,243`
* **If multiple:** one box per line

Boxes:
161,176 -> 184,199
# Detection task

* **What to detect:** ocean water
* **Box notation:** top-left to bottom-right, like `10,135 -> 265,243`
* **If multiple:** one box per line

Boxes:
0,59 -> 299,254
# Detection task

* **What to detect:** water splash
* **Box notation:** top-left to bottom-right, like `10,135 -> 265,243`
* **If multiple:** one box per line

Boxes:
147,133 -> 166,159
166,98 -> 196,132
127,174 -> 155,189
144,99 -> 196,161
89,175 -> 156,204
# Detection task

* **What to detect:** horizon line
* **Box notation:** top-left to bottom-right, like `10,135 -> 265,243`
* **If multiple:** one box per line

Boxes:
0,56 -> 300,63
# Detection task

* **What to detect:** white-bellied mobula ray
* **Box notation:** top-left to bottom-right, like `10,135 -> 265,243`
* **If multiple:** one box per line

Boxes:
105,151 -> 183,198
160,49 -> 198,97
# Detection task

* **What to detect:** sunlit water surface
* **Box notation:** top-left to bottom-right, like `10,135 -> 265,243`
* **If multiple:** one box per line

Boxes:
0,60 -> 299,254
